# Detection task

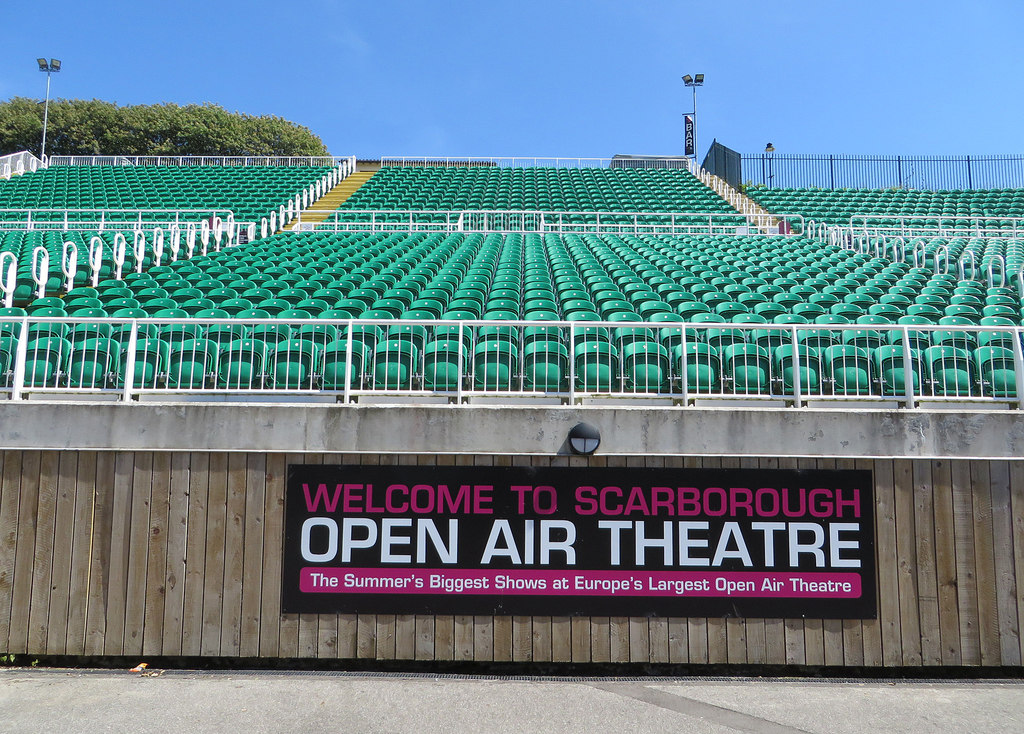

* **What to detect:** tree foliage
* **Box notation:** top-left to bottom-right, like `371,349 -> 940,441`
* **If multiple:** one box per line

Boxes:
0,98 -> 329,157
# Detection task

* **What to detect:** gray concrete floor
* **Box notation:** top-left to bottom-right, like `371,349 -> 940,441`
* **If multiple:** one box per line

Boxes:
1,669 -> 1022,733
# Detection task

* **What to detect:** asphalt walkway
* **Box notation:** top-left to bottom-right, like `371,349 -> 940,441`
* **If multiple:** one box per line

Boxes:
1,669 -> 1022,733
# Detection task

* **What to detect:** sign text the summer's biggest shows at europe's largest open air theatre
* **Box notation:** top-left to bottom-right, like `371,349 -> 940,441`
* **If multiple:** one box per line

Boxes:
282,465 -> 876,619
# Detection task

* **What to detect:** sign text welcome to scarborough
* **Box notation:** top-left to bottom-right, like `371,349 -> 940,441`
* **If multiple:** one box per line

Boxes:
282,465 -> 876,618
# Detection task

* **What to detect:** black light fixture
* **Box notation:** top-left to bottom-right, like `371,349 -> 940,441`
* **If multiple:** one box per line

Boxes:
765,142 -> 775,153
568,423 -> 601,455
682,73 -> 705,163
37,57 -> 62,160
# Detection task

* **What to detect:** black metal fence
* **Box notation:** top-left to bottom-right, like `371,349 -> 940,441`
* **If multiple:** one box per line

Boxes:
740,153 -> 1024,191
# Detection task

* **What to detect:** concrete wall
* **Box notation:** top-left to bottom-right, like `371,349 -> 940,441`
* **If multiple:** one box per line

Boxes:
1,401 -> 1023,459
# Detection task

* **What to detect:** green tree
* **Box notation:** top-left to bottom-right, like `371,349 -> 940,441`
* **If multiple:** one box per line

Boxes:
0,98 -> 329,157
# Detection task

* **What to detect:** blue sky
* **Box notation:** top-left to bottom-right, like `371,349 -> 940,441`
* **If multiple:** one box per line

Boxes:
3,0 -> 1022,159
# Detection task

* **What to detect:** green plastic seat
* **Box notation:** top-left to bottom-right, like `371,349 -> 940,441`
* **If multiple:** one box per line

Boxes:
823,344 -> 872,395
166,338 -> 219,389
269,339 -> 321,389
974,346 -> 1016,398
723,343 -> 770,394
925,345 -> 975,397
373,339 -> 419,389
423,339 -> 465,391
523,340 -> 567,392
217,339 -> 268,389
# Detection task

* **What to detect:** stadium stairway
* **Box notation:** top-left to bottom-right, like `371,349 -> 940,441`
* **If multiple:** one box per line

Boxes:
693,167 -> 780,233
283,170 -> 376,231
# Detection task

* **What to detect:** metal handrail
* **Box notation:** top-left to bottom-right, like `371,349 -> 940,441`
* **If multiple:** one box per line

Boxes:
1,317 -> 1020,407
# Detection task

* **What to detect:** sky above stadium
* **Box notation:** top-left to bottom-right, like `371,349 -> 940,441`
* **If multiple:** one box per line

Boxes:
3,0 -> 1022,159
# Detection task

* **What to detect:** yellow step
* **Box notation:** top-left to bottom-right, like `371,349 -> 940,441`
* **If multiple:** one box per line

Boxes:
282,171 -> 376,231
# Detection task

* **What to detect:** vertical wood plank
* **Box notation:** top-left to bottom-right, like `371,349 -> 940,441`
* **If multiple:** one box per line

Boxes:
473,615 -> 494,662
512,616 -> 532,662
27,451 -> 59,654
259,452 -> 286,658
85,452 -> 115,656
874,458 -> 901,666
142,452 -> 170,656
836,458 -> 863,667
912,458 -> 941,665
103,452 -> 134,656
931,458 -> 960,665
9,451 -> 41,654
432,615 -> 453,661
46,452 -> 77,656
201,452 -> 228,657
219,453 -> 247,656
1009,461 -> 1024,666
298,454 -> 323,659
161,452 -> 190,656
951,460 -> 981,665
414,614 -> 434,661
66,452 -> 95,656
240,453 -> 266,658
989,461 -> 1020,665
970,460 -> 999,665
0,451 -> 22,651
181,452 -> 210,657
777,457 -> 805,666
123,452 -> 154,657
893,459 -> 922,666
493,616 -> 512,662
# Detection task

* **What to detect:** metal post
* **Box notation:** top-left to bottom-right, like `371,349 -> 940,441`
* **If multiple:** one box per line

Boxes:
692,83 -> 698,168
41,70 -> 52,159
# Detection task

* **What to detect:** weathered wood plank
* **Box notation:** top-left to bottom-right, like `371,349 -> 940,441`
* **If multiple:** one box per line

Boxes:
9,451 -> 41,654
1009,461 -> 1024,666
238,453 -> 266,658
0,451 -> 22,651
454,614 -> 474,661
85,452 -> 115,656
66,452 -> 95,656
951,460 -> 981,665
181,452 -> 209,657
474,615 -> 494,662
200,452 -> 228,656
142,452 -> 170,656
414,614 -> 434,661
989,461 -> 1020,665
122,452 -> 154,657
45,452 -> 77,655
912,458 -> 940,665
893,459 -> 922,665
931,458 -> 960,665
493,616 -> 512,662
26,451 -> 59,655
970,460 -> 999,665
512,616 -> 532,662
219,452 -> 248,656
102,452 -> 134,656
874,458 -> 901,667
259,452 -> 286,657
552,616 -> 572,662
161,452 -> 190,656
433,615 -> 453,661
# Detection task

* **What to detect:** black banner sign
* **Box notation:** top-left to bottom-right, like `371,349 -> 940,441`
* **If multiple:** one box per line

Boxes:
282,465 -> 876,619
684,114 -> 695,156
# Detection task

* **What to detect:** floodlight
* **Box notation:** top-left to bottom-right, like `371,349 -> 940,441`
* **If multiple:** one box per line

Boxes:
682,74 -> 693,85
50,59 -> 61,71
765,143 -> 775,153
694,73 -> 705,84
37,58 -> 47,71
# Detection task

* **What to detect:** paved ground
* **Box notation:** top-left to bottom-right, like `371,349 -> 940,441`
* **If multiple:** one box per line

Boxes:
1,669 -> 1022,733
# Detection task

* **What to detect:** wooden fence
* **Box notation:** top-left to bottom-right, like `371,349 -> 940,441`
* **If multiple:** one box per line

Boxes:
1,450 -> 1021,667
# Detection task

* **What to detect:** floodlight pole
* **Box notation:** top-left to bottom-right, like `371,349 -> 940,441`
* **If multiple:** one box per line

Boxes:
38,59 -> 61,161
682,74 -> 704,166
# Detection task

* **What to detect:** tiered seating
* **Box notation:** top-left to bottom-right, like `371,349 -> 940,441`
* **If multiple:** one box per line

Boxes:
747,186 -> 1024,226
4,230 -> 1019,400
339,166 -> 738,214
0,164 -> 332,222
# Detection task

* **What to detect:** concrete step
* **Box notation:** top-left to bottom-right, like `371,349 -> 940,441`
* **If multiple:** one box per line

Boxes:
282,171 -> 375,231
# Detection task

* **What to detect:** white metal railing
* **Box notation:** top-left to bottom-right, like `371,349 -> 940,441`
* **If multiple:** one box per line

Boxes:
291,209 -> 806,236
47,155 -> 357,168
0,151 -> 45,179
0,208 -> 235,232
378,156 -> 693,169
1,317 -> 1020,408
831,214 -> 1024,241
